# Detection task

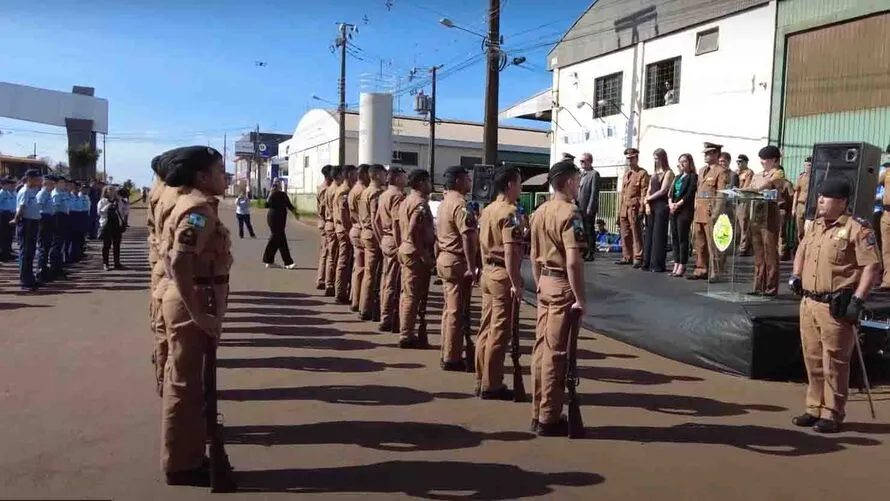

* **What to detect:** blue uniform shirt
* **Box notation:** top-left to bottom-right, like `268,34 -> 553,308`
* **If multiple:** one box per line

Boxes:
73,193 -> 89,212
0,188 -> 15,212
36,188 -> 56,216
17,186 -> 41,220
876,166 -> 886,214
51,188 -> 69,214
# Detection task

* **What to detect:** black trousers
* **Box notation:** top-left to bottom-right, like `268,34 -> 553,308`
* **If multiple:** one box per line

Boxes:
582,214 -> 597,255
102,226 -> 122,265
642,200 -> 669,271
236,213 -> 256,238
263,225 -> 293,266
670,209 -> 693,266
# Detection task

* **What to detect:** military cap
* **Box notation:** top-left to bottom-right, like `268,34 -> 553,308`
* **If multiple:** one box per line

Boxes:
562,152 -> 576,161
805,156 -> 813,163
758,145 -> 781,160
882,161 -> 890,168
443,165 -> 469,182
44,174 -> 57,182
388,166 -> 406,175
818,178 -> 851,199
321,164 -> 332,176
703,142 -> 723,153
1,176 -> 13,183
737,154 -> 749,162
161,145 -> 223,187
22,169 -> 41,178
548,160 -> 579,182
624,148 -> 640,158
407,168 -> 430,185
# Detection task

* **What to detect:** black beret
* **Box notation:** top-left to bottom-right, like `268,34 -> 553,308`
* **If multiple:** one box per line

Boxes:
343,164 -> 357,173
388,166 -> 406,176
818,178 -> 851,199
162,145 -> 223,187
443,165 -> 469,182
624,148 -> 639,158
737,154 -> 749,162
331,165 -> 344,177
805,156 -> 813,163
758,145 -> 781,160
321,164 -> 332,176
407,168 -> 430,185
548,160 -> 579,182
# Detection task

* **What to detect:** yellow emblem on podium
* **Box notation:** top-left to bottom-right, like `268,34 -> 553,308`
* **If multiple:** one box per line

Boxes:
712,213 -> 733,252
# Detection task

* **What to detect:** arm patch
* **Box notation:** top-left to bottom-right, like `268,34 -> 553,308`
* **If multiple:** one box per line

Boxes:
187,213 -> 207,228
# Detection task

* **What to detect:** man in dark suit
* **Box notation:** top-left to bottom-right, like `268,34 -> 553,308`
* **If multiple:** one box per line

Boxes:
577,152 -> 600,261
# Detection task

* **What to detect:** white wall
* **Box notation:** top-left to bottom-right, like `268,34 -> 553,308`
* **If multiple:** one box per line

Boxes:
552,2 -> 777,182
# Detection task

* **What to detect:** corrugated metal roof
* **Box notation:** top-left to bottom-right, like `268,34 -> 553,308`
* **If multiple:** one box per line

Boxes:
550,0 -> 771,69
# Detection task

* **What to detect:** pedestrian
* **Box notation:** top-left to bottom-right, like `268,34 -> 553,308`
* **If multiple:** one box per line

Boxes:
641,148 -> 674,272
746,146 -> 784,296
529,159 -> 587,436
373,166 -> 406,328
475,166 -> 524,398
50,176 -> 72,278
576,152 -> 599,262
788,178 -> 879,433
735,154 -> 754,255
315,165 -> 332,290
397,168 -> 435,349
88,179 -> 101,240
689,142 -> 730,281
616,148 -> 648,267
359,164 -> 386,321
11,170 -> 43,291
333,165 -> 357,303
323,166 -> 343,295
157,145 -> 230,486
117,187 -> 131,229
435,165 -> 478,371
668,154 -> 697,278
262,179 -> 298,269
879,162 -> 890,288
234,190 -> 256,238
35,174 -> 57,283
348,164 -> 370,312
97,185 -> 125,271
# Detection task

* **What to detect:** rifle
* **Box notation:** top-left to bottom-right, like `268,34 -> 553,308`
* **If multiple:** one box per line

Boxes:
463,275 -> 475,372
511,292 -> 527,402
566,307 -> 584,439
204,286 -> 237,493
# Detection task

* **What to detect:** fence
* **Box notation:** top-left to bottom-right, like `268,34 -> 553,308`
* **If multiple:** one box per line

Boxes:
597,191 -> 619,233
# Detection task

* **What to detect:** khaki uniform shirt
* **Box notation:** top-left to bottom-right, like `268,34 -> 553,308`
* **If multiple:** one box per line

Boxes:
397,191 -> 435,260
694,163 -> 730,224
738,168 -> 754,189
147,179 -> 165,270
750,168 -> 784,226
530,198 -> 587,270
324,181 -> 341,226
479,195 -> 520,264
348,182 -> 366,238
799,214 -> 879,293
794,171 -> 809,207
620,168 -> 649,210
333,182 -> 352,232
377,186 -> 405,255
880,169 -> 890,206
316,182 -> 329,228
436,190 -> 476,259
359,182 -> 384,241
152,185 -> 182,295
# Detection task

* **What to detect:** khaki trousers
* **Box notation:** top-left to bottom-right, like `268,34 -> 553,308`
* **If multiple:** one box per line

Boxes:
437,253 -> 467,363
151,270 -> 169,397
380,238 -> 400,327
532,274 -> 573,425
334,230 -> 352,300
316,226 -> 328,286
735,205 -> 750,253
324,223 -> 338,290
795,204 -> 807,243
398,252 -> 431,341
474,265 -> 513,392
360,239 -> 382,317
751,219 -> 779,295
618,205 -> 643,263
350,233 -> 365,309
799,297 -> 856,421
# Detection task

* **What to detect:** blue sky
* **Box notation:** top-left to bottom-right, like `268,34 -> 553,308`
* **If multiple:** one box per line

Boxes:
0,0 -> 590,187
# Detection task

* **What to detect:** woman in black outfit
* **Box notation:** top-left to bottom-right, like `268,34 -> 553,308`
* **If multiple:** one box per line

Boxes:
263,180 -> 298,269
668,153 -> 698,277
641,149 -> 674,272
97,185 -> 124,271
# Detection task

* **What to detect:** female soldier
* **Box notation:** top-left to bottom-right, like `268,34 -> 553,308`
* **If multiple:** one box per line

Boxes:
159,146 -> 231,486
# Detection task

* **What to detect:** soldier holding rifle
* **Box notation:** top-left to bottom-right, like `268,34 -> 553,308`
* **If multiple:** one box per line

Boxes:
315,165 -> 332,290
397,169 -> 435,349
788,178 -> 879,433
474,166 -> 525,400
529,160 -> 587,437
435,165 -> 478,371
157,146 -> 233,486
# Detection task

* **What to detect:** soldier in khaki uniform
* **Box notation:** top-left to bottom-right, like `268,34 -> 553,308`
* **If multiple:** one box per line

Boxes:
348,165 -> 370,311
735,154 -> 754,255
776,172 -> 794,261
322,166 -> 343,296
397,169 -> 435,349
333,165 -> 357,303
876,164 -> 890,288
788,178 -> 879,433
616,148 -> 648,267
744,146 -> 784,296
148,153 -> 173,396
359,164 -> 386,320
475,166 -> 524,399
157,146 -> 232,486
373,166 -> 407,329
792,157 -> 812,243
435,165 -> 478,371
689,142 -> 730,281
315,165 -> 332,290
529,160 -> 587,437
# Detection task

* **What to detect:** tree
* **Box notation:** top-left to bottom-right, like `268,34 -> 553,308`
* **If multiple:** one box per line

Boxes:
122,179 -> 135,192
67,143 -> 102,179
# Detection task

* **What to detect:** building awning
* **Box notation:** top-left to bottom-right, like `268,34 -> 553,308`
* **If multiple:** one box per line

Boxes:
499,89 -> 552,122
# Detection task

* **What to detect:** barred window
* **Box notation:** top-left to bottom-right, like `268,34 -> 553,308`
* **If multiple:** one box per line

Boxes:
392,151 -> 419,166
593,72 -> 623,118
696,28 -> 719,56
302,156 -> 309,169
644,57 -> 681,109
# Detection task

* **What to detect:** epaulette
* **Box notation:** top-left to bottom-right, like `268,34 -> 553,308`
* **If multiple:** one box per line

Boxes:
853,215 -> 872,228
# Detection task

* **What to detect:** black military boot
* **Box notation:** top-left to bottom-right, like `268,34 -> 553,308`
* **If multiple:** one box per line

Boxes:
440,359 -> 467,372
537,416 -> 569,437
480,387 -> 514,401
791,413 -> 819,427
165,466 -> 210,487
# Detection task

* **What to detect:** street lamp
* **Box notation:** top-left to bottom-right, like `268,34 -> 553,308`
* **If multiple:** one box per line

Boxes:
312,95 -> 338,106
439,18 -> 488,39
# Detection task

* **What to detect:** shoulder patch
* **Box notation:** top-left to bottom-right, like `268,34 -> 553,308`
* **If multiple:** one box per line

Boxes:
854,215 -> 872,229
505,212 -> 519,228
187,212 -> 207,228
866,231 -> 877,247
571,216 -> 585,242
464,207 -> 478,229
178,227 -> 198,246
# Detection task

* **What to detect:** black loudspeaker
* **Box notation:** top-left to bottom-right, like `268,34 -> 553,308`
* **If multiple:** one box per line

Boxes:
471,164 -> 495,203
804,142 -> 882,221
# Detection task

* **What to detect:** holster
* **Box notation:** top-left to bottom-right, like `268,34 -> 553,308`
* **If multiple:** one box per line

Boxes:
829,290 -> 853,319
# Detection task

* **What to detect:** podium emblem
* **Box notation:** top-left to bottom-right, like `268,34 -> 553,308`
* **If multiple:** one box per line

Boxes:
712,213 -> 733,252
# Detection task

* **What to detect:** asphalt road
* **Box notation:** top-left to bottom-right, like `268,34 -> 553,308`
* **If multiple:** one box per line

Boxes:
1,203 -> 888,500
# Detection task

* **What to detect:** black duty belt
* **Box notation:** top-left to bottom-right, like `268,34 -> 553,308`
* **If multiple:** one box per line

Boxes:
194,275 -> 229,286
542,268 -> 567,278
486,258 -> 506,268
802,290 -> 833,303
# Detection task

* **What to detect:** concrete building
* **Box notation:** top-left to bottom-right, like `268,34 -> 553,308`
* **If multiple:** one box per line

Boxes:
231,131 -> 291,197
768,1 -> 890,179
279,108 -> 550,212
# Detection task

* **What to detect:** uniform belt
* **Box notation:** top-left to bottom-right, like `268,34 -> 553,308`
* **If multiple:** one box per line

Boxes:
542,268 -> 567,278
194,275 -> 229,285
802,290 -> 833,303
883,205 -> 890,210
486,257 -> 506,268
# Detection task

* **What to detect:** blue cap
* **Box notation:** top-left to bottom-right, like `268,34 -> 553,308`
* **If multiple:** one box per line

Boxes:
23,169 -> 41,179
44,174 -> 57,182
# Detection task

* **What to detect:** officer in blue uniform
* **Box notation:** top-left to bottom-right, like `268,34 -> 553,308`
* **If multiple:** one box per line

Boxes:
0,176 -> 16,261
12,170 -> 43,290
66,181 -> 85,263
35,174 -> 57,283
76,181 -> 92,262
50,176 -> 70,279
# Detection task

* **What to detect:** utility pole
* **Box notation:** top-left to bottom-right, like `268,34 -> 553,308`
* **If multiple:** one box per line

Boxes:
428,65 -> 442,185
482,0 -> 501,166
253,124 -> 260,197
335,22 -> 356,166
102,133 -> 106,181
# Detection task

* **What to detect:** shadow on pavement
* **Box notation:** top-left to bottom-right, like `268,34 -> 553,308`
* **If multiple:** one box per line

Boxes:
518,345 -> 637,361
224,315 -> 334,326
582,392 -> 787,417
218,356 -> 423,373
219,337 -> 379,351
226,421 -> 534,451
0,302 -> 52,310
219,384 -> 473,406
235,460 -> 604,498
584,423 -> 881,456
223,325 -> 346,337
226,306 -> 332,316
578,366 -> 704,385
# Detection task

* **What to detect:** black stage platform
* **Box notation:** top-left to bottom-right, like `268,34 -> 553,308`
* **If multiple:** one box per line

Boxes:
520,256 -> 890,380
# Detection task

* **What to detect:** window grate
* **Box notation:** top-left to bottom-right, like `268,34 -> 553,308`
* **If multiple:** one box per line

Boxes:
696,28 -> 719,56
644,57 -> 682,109
593,72 -> 623,118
